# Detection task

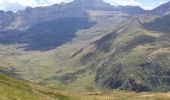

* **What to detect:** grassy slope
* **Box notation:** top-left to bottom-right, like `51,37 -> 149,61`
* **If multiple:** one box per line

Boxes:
73,14 -> 170,92
1,73 -> 170,100
0,73 -> 72,100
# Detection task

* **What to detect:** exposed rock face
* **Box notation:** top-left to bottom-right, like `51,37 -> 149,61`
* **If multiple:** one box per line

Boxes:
0,0 -> 146,51
0,0 -> 145,31
0,11 -> 16,30
69,0 -> 112,10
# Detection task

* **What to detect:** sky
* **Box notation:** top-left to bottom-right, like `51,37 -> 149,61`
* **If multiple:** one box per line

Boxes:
0,0 -> 169,11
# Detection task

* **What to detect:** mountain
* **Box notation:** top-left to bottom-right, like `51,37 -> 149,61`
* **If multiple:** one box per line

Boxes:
0,11 -> 15,30
1,0 -> 170,94
0,0 -> 145,30
0,0 -> 145,51
68,0 -> 145,15
118,6 -> 146,15
0,0 -> 147,92
151,1 -> 170,15
68,0 -> 112,10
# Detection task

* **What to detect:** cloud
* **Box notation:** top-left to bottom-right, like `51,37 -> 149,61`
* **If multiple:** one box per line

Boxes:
0,0 -> 73,11
2,2 -> 24,11
34,0 -> 73,6
104,0 -> 142,6
0,0 -> 38,11
0,0 -> 166,11
140,0 -> 169,10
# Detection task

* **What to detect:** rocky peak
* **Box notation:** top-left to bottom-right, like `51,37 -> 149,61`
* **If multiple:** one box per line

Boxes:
118,6 -> 145,15
69,0 -> 112,10
0,11 -> 15,30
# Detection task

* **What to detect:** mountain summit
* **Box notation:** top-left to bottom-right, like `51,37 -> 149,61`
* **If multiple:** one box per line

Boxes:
69,0 -> 145,13
68,0 -> 112,10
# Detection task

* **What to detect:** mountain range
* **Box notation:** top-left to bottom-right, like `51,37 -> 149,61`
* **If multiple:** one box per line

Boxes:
0,0 -> 170,97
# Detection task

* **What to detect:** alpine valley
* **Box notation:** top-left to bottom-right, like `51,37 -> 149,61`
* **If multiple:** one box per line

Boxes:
0,0 -> 170,99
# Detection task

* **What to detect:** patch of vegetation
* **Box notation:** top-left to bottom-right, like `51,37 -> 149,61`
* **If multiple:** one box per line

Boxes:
1,73 -> 170,100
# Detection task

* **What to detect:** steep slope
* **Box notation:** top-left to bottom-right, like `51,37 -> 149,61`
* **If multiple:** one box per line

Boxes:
64,14 -> 170,92
144,14 -> 170,32
19,13 -> 169,92
150,1 -> 170,15
0,11 -> 15,30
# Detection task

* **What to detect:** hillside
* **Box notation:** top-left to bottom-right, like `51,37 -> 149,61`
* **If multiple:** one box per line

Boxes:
1,73 -> 170,100
0,0 -> 170,95
68,14 -> 170,92
0,73 -> 72,100
150,1 -> 170,15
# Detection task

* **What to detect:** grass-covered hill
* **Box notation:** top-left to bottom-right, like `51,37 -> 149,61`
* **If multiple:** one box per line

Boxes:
1,73 -> 170,100
0,73 -> 71,100
70,14 -> 170,92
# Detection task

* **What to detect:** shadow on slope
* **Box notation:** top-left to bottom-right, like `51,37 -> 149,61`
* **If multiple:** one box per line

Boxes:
94,17 -> 170,92
0,17 -> 96,51
144,14 -> 170,33
73,17 -> 170,92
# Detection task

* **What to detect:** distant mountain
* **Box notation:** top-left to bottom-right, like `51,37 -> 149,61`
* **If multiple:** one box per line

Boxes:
68,0 -> 112,10
118,6 -> 146,15
0,0 -> 145,51
0,11 -> 15,30
0,0 -> 145,30
151,1 -> 170,15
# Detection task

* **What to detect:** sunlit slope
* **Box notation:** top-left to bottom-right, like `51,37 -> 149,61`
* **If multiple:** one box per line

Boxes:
1,73 -> 170,100
70,14 -> 170,92
0,73 -> 73,100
